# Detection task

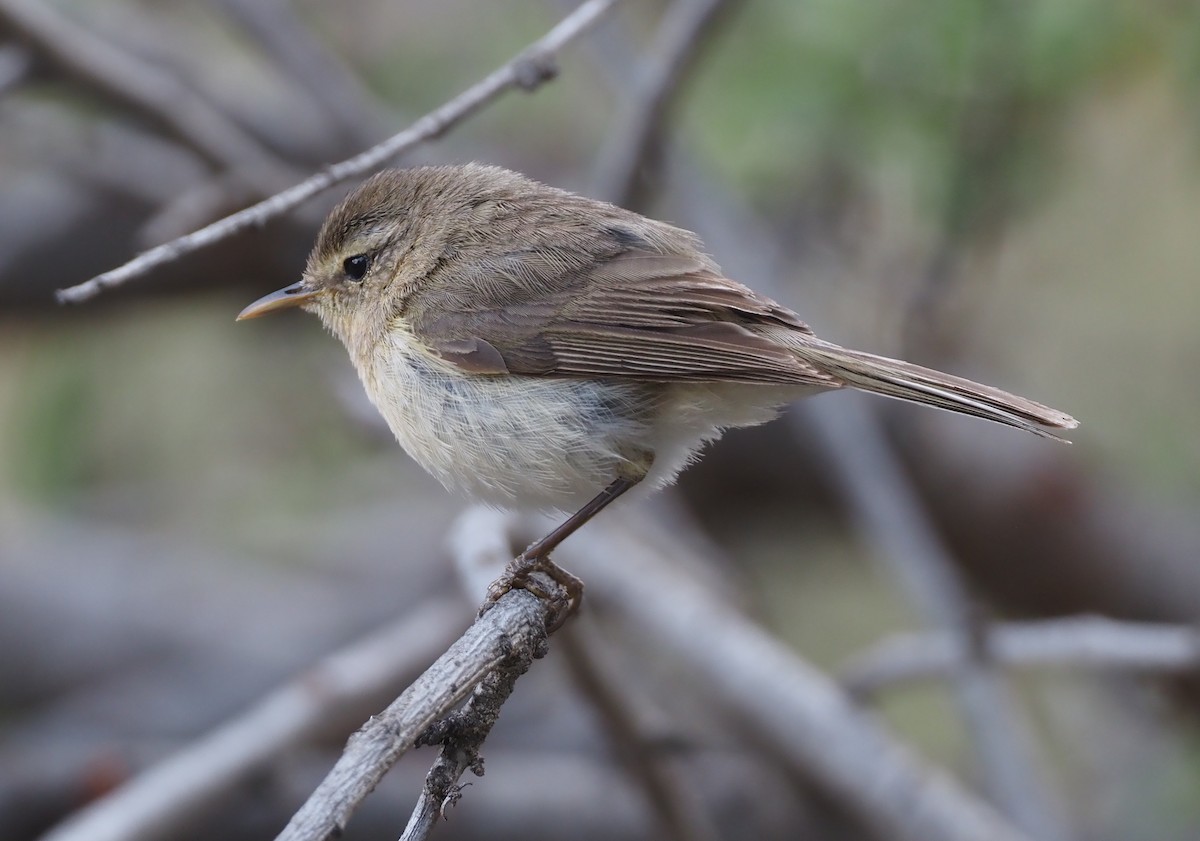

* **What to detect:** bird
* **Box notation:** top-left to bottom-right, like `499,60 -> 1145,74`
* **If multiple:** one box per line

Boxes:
238,163 -> 1077,612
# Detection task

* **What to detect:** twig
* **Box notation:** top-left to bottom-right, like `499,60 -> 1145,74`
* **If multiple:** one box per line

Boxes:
38,598 -> 464,841
842,616 -> 1200,699
578,13 -> 1070,839
666,157 -> 1084,838
395,510 -> 559,841
592,0 -> 743,207
272,586 -> 552,841
0,0 -> 294,192
55,0 -> 623,305
400,645 -> 541,841
494,507 -> 1037,841
451,501 -> 719,841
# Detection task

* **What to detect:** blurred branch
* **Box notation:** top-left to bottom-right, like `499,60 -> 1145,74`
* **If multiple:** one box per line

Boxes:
579,8 -> 1069,839
0,0 -> 295,193
592,0 -> 744,206
657,104 -> 1071,841
56,0 -> 623,305
842,616 -> 1200,700
205,0 -> 391,148
897,416 -> 1200,623
900,1 -> 1032,357
800,399 -> 1071,841
558,626 -> 721,841
38,598 -> 464,841
0,40 -> 31,95
521,507 -> 1040,841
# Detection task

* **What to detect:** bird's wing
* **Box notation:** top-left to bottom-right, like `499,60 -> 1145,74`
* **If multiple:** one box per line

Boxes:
407,247 -> 836,387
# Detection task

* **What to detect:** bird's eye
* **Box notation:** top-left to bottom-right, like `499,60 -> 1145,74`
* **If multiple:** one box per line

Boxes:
343,254 -> 370,281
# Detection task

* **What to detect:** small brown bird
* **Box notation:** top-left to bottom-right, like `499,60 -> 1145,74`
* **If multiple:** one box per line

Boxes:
239,164 -> 1076,605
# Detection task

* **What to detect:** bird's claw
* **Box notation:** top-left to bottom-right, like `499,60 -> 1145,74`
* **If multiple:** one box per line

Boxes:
481,551 -> 584,632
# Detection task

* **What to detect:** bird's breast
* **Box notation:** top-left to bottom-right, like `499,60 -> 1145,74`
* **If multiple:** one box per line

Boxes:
357,327 -> 660,510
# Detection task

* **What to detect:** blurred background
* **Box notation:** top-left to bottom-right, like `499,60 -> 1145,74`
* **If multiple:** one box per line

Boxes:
2,0 -> 1200,839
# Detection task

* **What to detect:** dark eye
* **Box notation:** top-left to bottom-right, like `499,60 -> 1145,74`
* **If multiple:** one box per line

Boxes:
343,254 -> 370,281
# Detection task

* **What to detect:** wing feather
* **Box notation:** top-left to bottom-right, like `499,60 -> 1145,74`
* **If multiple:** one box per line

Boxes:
408,246 -> 833,386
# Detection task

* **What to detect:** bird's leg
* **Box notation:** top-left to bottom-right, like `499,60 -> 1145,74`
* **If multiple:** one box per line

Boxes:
484,457 -> 649,628
484,475 -> 636,618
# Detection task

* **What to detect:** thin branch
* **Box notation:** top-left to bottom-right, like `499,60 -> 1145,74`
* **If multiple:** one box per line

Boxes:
38,598 -> 464,841
484,507 -> 1038,841
397,736 -> 468,840
592,0 -> 744,206
450,503 -> 718,841
400,648 -> 540,841
273,586 -> 552,841
842,616 -> 1200,699
659,147 -> 1081,836
393,513 -> 559,841
55,0 -> 623,305
0,0 -> 294,192
578,14 -> 1070,838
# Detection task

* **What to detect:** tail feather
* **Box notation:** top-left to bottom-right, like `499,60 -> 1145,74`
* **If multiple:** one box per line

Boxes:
792,339 -> 1079,441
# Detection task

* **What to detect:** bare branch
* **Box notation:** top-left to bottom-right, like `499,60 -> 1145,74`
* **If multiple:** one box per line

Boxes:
529,508 -> 1040,841
801,398 -> 1072,841
55,0 -> 623,305
578,13 -> 1070,838
842,616 -> 1200,699
592,0 -> 743,206
274,586 -> 551,841
37,598 -> 463,841
451,503 -> 717,841
0,0 -> 295,192
399,650 -> 539,841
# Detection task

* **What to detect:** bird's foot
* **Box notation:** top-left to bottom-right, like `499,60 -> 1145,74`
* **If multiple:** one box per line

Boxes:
482,550 -> 584,632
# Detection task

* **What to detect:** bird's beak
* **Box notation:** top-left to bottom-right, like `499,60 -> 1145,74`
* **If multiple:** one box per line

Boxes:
236,281 -> 323,321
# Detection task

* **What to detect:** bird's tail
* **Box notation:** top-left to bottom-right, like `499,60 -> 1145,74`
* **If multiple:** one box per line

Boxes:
791,338 -> 1078,441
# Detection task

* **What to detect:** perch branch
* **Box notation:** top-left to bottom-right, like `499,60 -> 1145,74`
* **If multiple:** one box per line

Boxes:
450,505 -> 716,841
399,649 -> 539,841
56,0 -> 623,304
392,512 -> 565,841
273,587 -> 552,841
